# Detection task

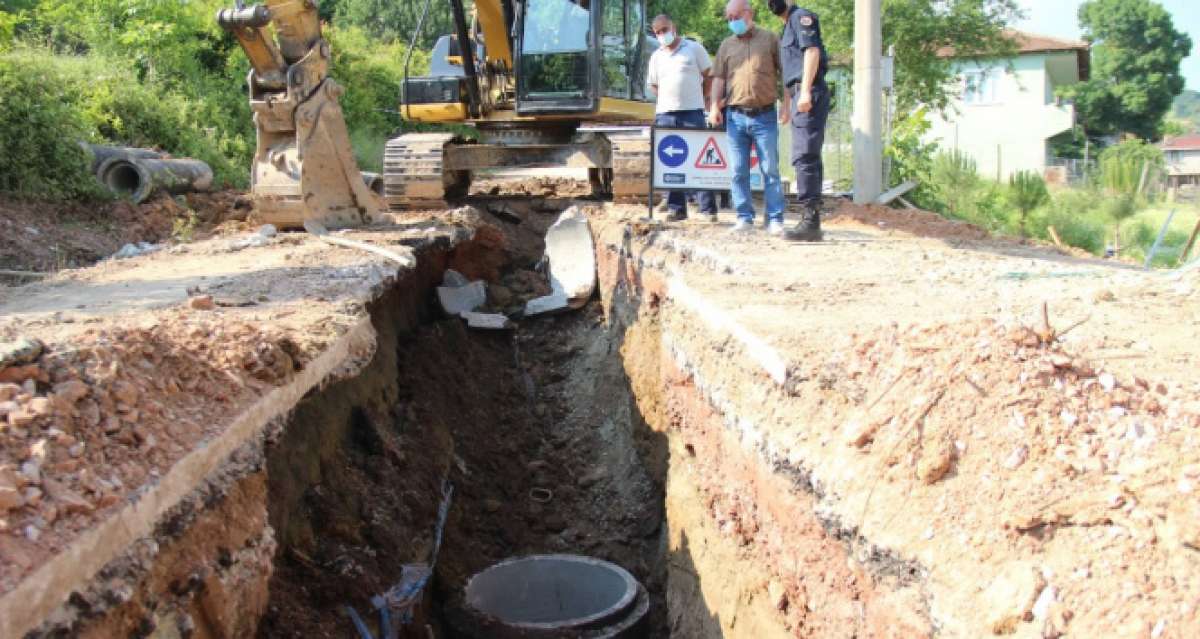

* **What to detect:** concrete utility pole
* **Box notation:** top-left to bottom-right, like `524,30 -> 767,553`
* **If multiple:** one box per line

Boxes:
853,0 -> 884,204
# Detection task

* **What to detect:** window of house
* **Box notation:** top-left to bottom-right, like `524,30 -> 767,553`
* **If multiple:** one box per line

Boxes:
962,69 -> 1000,105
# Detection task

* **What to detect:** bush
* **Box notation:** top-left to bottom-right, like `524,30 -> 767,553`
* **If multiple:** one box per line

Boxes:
0,52 -> 104,198
1008,170 -> 1049,236
931,150 -> 980,216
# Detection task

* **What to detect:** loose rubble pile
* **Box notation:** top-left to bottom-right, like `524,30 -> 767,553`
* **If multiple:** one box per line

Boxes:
0,316 -> 305,589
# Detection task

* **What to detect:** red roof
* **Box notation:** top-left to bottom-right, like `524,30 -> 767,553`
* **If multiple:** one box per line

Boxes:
937,30 -> 1090,80
1162,135 -> 1200,151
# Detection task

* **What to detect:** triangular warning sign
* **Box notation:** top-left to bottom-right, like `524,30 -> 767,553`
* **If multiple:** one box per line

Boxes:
694,137 -> 728,170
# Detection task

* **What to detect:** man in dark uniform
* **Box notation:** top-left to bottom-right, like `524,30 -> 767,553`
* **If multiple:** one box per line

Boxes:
770,0 -> 830,242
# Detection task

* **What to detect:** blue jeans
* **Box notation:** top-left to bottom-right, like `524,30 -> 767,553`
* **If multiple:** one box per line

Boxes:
727,107 -> 786,223
654,109 -> 717,215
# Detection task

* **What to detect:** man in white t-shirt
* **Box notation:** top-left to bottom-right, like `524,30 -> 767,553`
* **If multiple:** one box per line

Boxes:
648,14 -> 717,222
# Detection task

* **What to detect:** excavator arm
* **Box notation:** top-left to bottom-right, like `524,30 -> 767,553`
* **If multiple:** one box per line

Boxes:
219,0 -> 385,229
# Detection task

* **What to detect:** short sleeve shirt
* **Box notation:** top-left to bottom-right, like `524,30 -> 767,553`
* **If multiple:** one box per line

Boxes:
713,27 -> 782,109
781,7 -> 829,89
647,39 -> 713,113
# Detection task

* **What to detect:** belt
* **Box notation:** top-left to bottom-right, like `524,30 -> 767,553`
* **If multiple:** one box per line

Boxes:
729,104 -> 774,116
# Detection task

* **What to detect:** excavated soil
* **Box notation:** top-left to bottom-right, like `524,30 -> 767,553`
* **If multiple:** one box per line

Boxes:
0,192 -> 250,278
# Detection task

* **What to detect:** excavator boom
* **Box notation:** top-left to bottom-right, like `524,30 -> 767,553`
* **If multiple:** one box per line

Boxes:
219,0 -> 386,229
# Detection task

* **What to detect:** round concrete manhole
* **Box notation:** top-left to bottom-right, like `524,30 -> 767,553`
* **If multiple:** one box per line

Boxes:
462,554 -> 648,637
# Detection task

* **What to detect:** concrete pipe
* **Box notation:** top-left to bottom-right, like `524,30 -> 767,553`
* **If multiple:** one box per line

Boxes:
361,172 -> 386,196
97,157 -> 214,204
461,555 -> 649,638
85,144 -> 164,175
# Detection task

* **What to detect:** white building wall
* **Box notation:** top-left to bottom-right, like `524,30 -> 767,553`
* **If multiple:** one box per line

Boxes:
924,53 -> 1075,180
1165,149 -> 1200,177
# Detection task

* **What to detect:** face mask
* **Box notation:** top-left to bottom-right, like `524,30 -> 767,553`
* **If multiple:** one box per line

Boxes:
728,19 -> 748,36
768,0 -> 788,16
658,31 -> 676,47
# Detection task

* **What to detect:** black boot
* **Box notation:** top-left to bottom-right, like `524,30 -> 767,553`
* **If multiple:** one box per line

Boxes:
786,201 -> 823,242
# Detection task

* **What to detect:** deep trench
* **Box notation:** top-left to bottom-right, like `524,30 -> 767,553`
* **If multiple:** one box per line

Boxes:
255,217 -> 670,637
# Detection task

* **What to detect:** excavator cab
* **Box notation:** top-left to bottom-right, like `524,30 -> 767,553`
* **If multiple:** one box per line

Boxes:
387,0 -> 656,208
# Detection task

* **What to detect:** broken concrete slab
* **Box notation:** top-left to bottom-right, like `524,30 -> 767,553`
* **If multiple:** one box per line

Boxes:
438,281 -> 487,316
525,207 -> 597,317
460,312 -> 515,331
442,269 -> 471,288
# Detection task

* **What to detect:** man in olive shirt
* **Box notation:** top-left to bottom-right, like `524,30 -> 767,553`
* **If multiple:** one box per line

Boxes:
708,0 -> 789,234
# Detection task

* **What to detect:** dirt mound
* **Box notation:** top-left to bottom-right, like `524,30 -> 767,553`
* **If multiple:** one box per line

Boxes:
0,192 -> 250,277
828,200 -> 994,242
0,316 -> 304,591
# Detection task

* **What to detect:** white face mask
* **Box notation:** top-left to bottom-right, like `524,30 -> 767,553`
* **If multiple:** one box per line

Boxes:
658,31 -> 676,47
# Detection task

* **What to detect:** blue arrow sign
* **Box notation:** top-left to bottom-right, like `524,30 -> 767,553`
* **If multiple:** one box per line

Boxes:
657,135 -> 689,168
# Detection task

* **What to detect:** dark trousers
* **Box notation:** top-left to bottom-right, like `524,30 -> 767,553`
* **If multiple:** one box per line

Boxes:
790,83 -> 831,205
654,109 -> 717,215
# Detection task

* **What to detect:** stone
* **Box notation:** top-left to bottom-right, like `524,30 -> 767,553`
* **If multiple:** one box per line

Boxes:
22,486 -> 42,507
0,364 -> 46,385
983,561 -> 1046,635
28,397 -> 53,418
0,486 -> 23,512
0,383 -> 20,401
0,337 -> 44,369
917,439 -> 955,484
52,380 -> 89,406
0,400 -> 16,417
442,269 -> 471,288
79,400 -> 101,428
461,312 -> 515,331
525,292 -> 572,317
189,295 -> 217,311
1099,373 -> 1116,393
19,460 -> 41,485
43,478 -> 93,514
489,284 -> 514,308
437,281 -> 487,316
258,224 -> 278,238
8,407 -> 36,428
113,381 -> 140,406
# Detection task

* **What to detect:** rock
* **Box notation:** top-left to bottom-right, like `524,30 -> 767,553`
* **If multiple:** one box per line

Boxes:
22,486 -> 42,507
19,460 -> 41,485
437,281 -> 487,316
0,485 -> 23,512
0,364 -> 47,385
542,513 -> 568,533
0,383 -> 23,401
0,400 -> 16,417
767,580 -> 789,612
1092,289 -> 1116,303
1031,586 -> 1056,620
8,407 -> 36,428
0,535 -> 34,569
917,439 -> 955,484
112,381 -> 139,407
112,242 -> 161,260
1003,445 -> 1029,470
28,397 -> 53,418
461,312 -> 515,331
0,338 -> 45,368
258,224 -> 278,238
577,468 -> 606,488
1099,372 -> 1116,392
442,269 -> 471,288
489,284 -> 514,308
53,380 -> 90,406
43,478 -> 93,514
79,400 -> 101,428
983,562 -> 1046,635
188,295 -> 217,311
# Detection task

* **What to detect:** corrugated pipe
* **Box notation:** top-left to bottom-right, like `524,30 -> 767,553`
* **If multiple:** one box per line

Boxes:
96,156 -> 214,204
361,172 -> 386,196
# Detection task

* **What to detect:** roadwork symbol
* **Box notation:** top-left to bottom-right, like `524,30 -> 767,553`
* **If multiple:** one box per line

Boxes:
657,135 -> 689,168
695,137 -> 727,170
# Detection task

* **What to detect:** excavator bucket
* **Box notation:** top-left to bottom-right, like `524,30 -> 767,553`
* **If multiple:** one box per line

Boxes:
220,1 -> 386,230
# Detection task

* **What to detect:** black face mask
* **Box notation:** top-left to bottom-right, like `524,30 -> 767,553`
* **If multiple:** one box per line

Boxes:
768,0 -> 788,17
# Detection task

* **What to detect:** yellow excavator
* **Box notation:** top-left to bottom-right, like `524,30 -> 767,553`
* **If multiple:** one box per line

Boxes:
218,0 -> 656,229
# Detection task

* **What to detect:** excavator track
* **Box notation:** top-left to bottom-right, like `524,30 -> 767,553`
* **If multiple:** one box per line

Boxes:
608,133 -> 651,203
383,133 -> 469,211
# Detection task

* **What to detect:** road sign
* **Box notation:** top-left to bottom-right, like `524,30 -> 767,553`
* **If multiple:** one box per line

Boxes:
694,137 -> 727,170
657,135 -> 689,168
650,127 -> 766,192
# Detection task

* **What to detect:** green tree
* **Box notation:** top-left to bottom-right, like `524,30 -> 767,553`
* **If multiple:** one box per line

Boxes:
1063,0 -> 1192,140
1008,170 -> 1049,237
334,0 -> 461,48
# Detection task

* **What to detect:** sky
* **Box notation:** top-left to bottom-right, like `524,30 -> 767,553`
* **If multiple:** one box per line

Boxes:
1014,0 -> 1200,90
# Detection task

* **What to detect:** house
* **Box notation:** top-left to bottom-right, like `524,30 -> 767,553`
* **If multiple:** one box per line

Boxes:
924,31 -> 1090,181
1162,135 -> 1200,190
